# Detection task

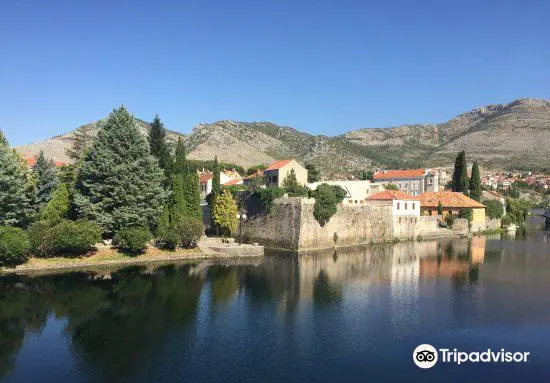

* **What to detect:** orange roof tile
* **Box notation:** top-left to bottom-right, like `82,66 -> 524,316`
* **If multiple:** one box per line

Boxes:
265,159 -> 292,170
224,179 -> 243,186
367,190 -> 416,201
373,169 -> 425,180
415,191 -> 485,209
22,155 -> 65,168
199,172 -> 213,183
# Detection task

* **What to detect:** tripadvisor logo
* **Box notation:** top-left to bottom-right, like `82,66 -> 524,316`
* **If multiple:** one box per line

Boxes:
413,344 -> 530,369
413,344 -> 438,369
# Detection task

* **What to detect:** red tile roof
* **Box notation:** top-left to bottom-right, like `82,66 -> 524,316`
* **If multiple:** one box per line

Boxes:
22,155 -> 65,168
415,191 -> 485,209
373,169 -> 425,180
199,172 -> 213,183
265,159 -> 292,171
367,190 -> 416,201
224,179 -> 243,186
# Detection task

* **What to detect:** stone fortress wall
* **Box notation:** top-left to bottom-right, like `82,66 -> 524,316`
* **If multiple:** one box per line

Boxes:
240,197 -> 440,252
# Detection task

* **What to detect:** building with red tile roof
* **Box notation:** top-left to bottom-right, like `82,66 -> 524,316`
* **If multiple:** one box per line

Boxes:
21,154 -> 65,169
263,159 -> 307,188
372,168 -> 439,197
367,189 -> 420,216
415,191 -> 486,223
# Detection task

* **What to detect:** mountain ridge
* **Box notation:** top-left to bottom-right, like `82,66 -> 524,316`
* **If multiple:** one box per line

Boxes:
14,98 -> 550,173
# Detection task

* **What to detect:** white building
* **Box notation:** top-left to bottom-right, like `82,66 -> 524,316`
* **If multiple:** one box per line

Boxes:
306,180 -> 385,205
198,169 -> 243,198
366,189 -> 420,217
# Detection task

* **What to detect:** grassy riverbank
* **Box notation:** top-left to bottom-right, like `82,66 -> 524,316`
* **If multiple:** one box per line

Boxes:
0,246 -> 211,275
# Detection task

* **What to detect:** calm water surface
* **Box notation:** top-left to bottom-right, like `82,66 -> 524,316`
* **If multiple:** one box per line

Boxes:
1,223 -> 550,382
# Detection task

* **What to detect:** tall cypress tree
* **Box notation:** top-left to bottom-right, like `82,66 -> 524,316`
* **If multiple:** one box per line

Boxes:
0,132 -> 34,227
148,115 -> 172,175
32,150 -> 59,210
74,106 -> 167,235
212,156 -> 221,197
451,150 -> 469,193
170,173 -> 188,228
469,161 -> 482,201
173,138 -> 188,178
185,172 -> 203,220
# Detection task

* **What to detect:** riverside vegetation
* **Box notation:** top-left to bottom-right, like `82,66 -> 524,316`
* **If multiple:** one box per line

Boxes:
0,107 -> 349,269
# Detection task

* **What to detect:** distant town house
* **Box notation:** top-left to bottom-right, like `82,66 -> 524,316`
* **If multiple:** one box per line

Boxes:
307,180 -> 384,205
415,191 -> 486,224
263,159 -> 308,188
366,189 -> 420,217
198,169 -> 243,198
373,169 -> 439,196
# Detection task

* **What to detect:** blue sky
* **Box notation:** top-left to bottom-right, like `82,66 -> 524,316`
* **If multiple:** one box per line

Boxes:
1,0 -> 549,146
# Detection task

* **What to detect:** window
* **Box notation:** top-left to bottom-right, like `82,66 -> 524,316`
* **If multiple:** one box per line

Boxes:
271,175 -> 278,183
348,199 -> 353,204
405,202 -> 408,210
355,200 -> 358,204
397,202 -> 400,210
412,203 -> 415,209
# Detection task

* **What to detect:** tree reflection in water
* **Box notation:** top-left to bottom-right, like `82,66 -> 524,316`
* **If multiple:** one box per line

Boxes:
0,236 -> 498,381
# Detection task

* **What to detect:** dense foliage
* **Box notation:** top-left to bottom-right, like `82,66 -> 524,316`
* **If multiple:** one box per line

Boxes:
0,226 -> 30,266
283,169 -> 308,197
113,226 -> 152,254
212,190 -> 238,236
0,133 -> 34,227
29,220 -> 101,257
305,163 -> 320,183
505,197 -> 531,225
469,161 -> 482,201
452,150 -> 469,193
148,115 -> 172,175
246,164 -> 267,176
458,208 -> 473,222
484,199 -> 504,219
311,184 -> 346,226
41,183 -> 70,224
155,206 -> 180,250
254,187 -> 285,213
73,107 -> 167,235
383,183 -> 398,190
32,150 -> 59,210
179,218 -> 203,248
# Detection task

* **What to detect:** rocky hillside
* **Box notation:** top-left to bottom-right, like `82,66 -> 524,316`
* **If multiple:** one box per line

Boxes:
14,98 -> 550,173
343,98 -> 550,170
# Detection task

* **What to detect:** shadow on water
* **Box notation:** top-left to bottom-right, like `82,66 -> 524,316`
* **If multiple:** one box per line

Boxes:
1,225 -> 550,382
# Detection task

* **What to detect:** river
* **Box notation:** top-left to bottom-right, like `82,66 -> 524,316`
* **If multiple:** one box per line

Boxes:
1,219 -> 549,382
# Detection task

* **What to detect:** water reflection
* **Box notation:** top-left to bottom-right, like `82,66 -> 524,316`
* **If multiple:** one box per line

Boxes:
1,230 -> 550,382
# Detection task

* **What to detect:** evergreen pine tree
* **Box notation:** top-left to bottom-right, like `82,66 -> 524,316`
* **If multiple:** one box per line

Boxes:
148,115 -> 172,174
0,134 -> 34,227
41,183 -> 70,223
469,161 -> 482,201
451,150 -> 469,193
173,138 -> 189,177
66,125 -> 95,161
305,163 -> 320,183
32,150 -> 59,210
73,106 -> 167,235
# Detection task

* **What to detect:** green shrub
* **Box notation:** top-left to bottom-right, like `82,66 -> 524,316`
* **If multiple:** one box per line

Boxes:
0,227 -> 30,266
113,226 -> 152,254
444,213 -> 455,228
501,214 -> 513,228
254,187 -> 285,213
311,184 -> 345,226
31,220 -> 101,257
458,208 -> 473,222
27,221 -> 51,255
179,218 -> 204,248
484,199 -> 504,219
